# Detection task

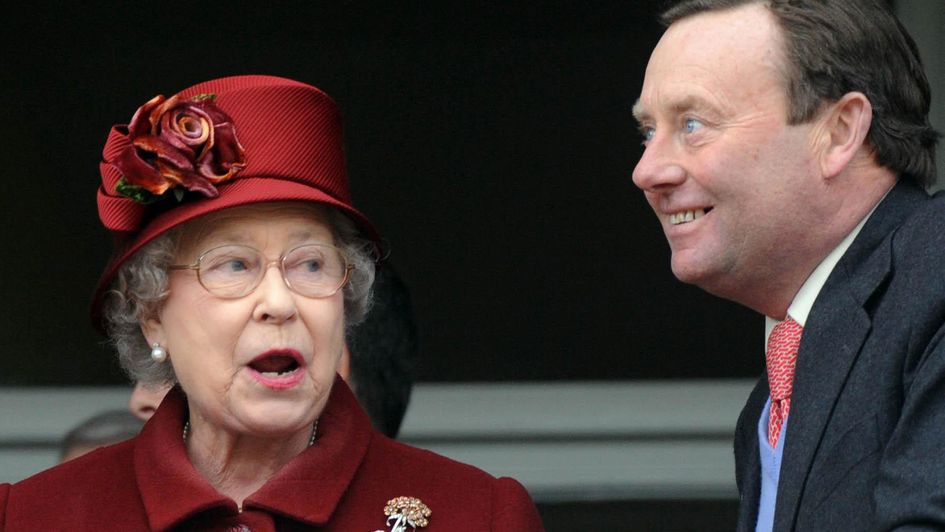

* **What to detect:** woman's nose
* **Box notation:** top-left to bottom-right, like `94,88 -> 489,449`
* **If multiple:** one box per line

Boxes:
252,264 -> 298,323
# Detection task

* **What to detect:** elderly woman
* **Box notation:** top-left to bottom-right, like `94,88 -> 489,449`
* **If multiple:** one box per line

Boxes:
0,75 -> 542,531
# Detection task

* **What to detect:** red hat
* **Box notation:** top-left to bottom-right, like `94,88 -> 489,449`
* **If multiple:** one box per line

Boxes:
92,75 -> 380,331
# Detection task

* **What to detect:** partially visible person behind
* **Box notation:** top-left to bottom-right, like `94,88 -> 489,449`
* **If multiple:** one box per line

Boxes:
0,75 -> 542,531
60,410 -> 144,462
127,380 -> 168,422
343,263 -> 418,438
129,263 -> 419,439
632,0 -> 939,529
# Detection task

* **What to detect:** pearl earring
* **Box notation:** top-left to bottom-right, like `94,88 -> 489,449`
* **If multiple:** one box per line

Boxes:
150,343 -> 167,363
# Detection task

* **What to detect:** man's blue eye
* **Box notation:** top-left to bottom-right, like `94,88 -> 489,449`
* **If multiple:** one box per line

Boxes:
639,126 -> 655,142
684,118 -> 704,134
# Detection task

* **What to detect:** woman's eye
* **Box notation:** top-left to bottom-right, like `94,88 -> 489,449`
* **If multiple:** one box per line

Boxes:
206,256 -> 255,274
285,255 -> 325,276
301,259 -> 323,273
224,259 -> 250,272
684,118 -> 704,134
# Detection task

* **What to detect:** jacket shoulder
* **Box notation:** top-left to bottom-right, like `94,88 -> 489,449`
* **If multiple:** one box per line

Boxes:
491,476 -> 544,531
369,435 -> 495,479
351,436 -> 543,530
0,482 -> 8,530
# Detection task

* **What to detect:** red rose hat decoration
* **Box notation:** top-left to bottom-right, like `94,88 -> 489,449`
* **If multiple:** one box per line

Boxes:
93,75 -> 383,334
111,93 -> 247,202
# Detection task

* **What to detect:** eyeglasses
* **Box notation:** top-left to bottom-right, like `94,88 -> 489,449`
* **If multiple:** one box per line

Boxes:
169,243 -> 353,299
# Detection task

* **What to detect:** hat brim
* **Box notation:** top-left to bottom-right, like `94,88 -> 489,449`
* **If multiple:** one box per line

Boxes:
90,176 -> 380,334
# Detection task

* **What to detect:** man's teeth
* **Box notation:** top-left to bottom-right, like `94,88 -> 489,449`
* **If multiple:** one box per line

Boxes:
669,209 -> 706,225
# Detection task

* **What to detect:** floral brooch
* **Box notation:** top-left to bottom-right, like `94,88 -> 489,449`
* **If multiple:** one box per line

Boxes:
375,496 -> 431,532
112,92 -> 246,204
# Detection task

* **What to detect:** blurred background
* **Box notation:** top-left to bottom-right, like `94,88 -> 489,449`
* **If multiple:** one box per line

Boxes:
1,1 -> 941,530
0,2 -> 763,386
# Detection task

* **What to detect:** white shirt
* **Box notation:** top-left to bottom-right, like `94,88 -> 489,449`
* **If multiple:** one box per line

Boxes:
764,189 -> 890,340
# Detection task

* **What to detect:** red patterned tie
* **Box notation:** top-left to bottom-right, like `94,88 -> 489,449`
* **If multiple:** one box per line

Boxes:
766,316 -> 803,447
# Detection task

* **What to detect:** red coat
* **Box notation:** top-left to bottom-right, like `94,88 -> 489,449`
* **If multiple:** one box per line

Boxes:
0,380 -> 543,531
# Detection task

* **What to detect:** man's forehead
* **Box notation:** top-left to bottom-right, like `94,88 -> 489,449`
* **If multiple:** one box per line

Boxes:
635,4 -> 786,118
658,5 -> 781,67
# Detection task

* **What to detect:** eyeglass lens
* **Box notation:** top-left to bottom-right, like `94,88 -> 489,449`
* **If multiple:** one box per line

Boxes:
196,244 -> 347,298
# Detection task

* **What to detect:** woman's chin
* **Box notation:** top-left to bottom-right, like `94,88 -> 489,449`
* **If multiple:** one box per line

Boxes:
235,406 -> 316,439
224,386 -> 318,434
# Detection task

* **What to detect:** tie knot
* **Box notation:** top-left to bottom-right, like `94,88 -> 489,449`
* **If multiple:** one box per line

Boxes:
766,316 -> 803,401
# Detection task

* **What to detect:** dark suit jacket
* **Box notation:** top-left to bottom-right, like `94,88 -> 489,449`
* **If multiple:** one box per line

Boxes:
0,379 -> 543,531
734,181 -> 945,531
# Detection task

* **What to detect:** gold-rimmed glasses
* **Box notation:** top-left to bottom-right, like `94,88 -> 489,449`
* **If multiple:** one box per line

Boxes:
168,243 -> 353,299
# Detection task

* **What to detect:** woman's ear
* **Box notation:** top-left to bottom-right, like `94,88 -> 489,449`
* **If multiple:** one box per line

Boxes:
818,91 -> 873,179
140,315 -> 164,347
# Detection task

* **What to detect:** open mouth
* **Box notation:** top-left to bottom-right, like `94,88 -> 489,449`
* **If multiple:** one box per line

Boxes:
250,354 -> 300,377
247,350 -> 305,389
669,207 -> 712,226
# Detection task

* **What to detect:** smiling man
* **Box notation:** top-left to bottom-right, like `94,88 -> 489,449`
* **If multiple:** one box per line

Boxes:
632,0 -> 940,530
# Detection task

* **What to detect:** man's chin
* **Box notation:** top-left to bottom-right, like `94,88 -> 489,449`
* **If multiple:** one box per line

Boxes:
670,254 -> 710,283
670,257 -> 727,292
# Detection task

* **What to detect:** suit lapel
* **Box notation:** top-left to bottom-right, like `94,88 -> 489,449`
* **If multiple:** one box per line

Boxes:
772,181 -> 926,529
772,270 -> 872,529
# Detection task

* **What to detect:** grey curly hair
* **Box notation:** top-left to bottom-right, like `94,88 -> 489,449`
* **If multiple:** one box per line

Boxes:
102,206 -> 376,386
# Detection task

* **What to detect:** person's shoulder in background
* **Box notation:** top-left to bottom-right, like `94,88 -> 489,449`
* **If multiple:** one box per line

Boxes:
61,409 -> 144,462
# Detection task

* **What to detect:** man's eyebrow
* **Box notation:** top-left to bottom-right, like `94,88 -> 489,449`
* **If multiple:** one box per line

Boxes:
670,95 -> 713,115
631,99 -> 648,123
633,95 -> 718,123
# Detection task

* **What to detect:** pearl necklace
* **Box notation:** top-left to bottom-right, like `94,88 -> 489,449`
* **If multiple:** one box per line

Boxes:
182,419 -> 319,447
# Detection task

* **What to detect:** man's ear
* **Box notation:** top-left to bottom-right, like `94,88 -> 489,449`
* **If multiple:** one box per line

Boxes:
818,91 -> 873,179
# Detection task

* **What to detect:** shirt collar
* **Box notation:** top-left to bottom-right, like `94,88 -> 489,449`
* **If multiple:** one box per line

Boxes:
764,189 -> 890,342
135,376 -> 373,530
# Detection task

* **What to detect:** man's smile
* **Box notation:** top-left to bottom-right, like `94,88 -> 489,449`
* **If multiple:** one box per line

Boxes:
668,207 -> 711,225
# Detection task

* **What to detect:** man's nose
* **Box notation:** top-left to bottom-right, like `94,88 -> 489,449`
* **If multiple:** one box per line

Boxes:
632,134 -> 686,192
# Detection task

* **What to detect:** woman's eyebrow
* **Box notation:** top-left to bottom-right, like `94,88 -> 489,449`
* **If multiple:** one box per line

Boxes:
288,230 -> 315,241
203,231 -> 251,245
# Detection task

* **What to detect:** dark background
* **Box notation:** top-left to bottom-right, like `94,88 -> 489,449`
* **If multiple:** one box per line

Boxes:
0,2 -> 762,386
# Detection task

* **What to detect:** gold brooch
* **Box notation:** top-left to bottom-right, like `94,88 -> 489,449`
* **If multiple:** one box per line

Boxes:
382,496 -> 431,531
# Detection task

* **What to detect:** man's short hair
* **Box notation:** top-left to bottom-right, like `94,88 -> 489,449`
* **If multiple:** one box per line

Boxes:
661,0 -> 939,187
61,409 -> 144,461
347,264 -> 419,438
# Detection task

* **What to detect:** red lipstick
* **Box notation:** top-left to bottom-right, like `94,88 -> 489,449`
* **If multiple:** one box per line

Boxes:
246,349 -> 305,390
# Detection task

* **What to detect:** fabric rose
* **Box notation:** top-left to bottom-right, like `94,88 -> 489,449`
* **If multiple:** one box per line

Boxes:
112,93 -> 246,201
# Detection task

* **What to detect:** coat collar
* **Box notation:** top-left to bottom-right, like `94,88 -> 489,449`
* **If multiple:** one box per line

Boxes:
771,180 -> 927,529
134,375 -> 373,531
